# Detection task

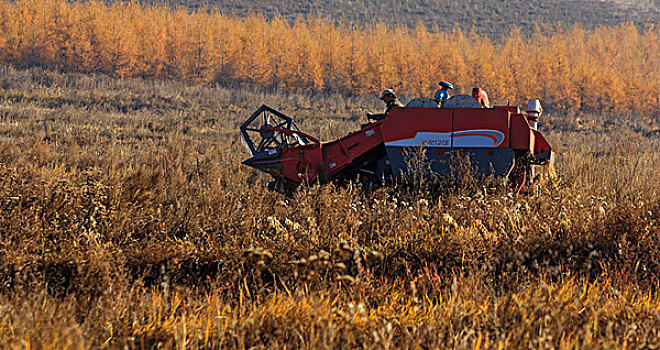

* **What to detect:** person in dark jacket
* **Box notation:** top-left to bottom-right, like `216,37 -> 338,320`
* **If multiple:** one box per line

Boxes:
367,89 -> 403,121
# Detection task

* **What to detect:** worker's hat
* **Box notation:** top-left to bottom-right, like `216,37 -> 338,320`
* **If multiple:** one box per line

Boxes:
438,81 -> 454,89
380,89 -> 396,100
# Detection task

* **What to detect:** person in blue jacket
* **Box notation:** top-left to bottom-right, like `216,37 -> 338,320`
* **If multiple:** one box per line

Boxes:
433,81 -> 454,104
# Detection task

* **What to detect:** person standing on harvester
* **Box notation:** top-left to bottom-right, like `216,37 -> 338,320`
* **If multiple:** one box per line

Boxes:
433,81 -> 453,104
367,89 -> 403,121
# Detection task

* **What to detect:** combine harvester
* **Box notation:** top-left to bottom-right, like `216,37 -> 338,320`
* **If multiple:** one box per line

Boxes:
240,89 -> 553,195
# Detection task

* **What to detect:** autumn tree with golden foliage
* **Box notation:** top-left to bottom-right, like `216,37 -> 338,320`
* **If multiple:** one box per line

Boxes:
0,0 -> 658,115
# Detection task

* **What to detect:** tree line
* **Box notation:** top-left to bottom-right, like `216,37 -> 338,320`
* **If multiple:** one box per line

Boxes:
0,0 -> 658,114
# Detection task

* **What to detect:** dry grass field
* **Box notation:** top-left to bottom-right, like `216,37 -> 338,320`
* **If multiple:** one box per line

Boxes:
0,64 -> 659,348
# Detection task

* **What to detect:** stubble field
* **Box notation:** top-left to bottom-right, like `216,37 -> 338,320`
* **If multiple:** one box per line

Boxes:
0,64 -> 659,348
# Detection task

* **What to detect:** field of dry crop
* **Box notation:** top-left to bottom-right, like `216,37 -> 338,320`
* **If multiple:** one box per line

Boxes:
0,64 -> 659,348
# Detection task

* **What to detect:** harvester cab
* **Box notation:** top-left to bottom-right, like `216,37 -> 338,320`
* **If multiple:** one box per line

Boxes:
240,91 -> 553,194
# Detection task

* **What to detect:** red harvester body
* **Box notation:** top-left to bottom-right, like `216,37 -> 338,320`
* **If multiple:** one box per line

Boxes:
241,95 -> 553,193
